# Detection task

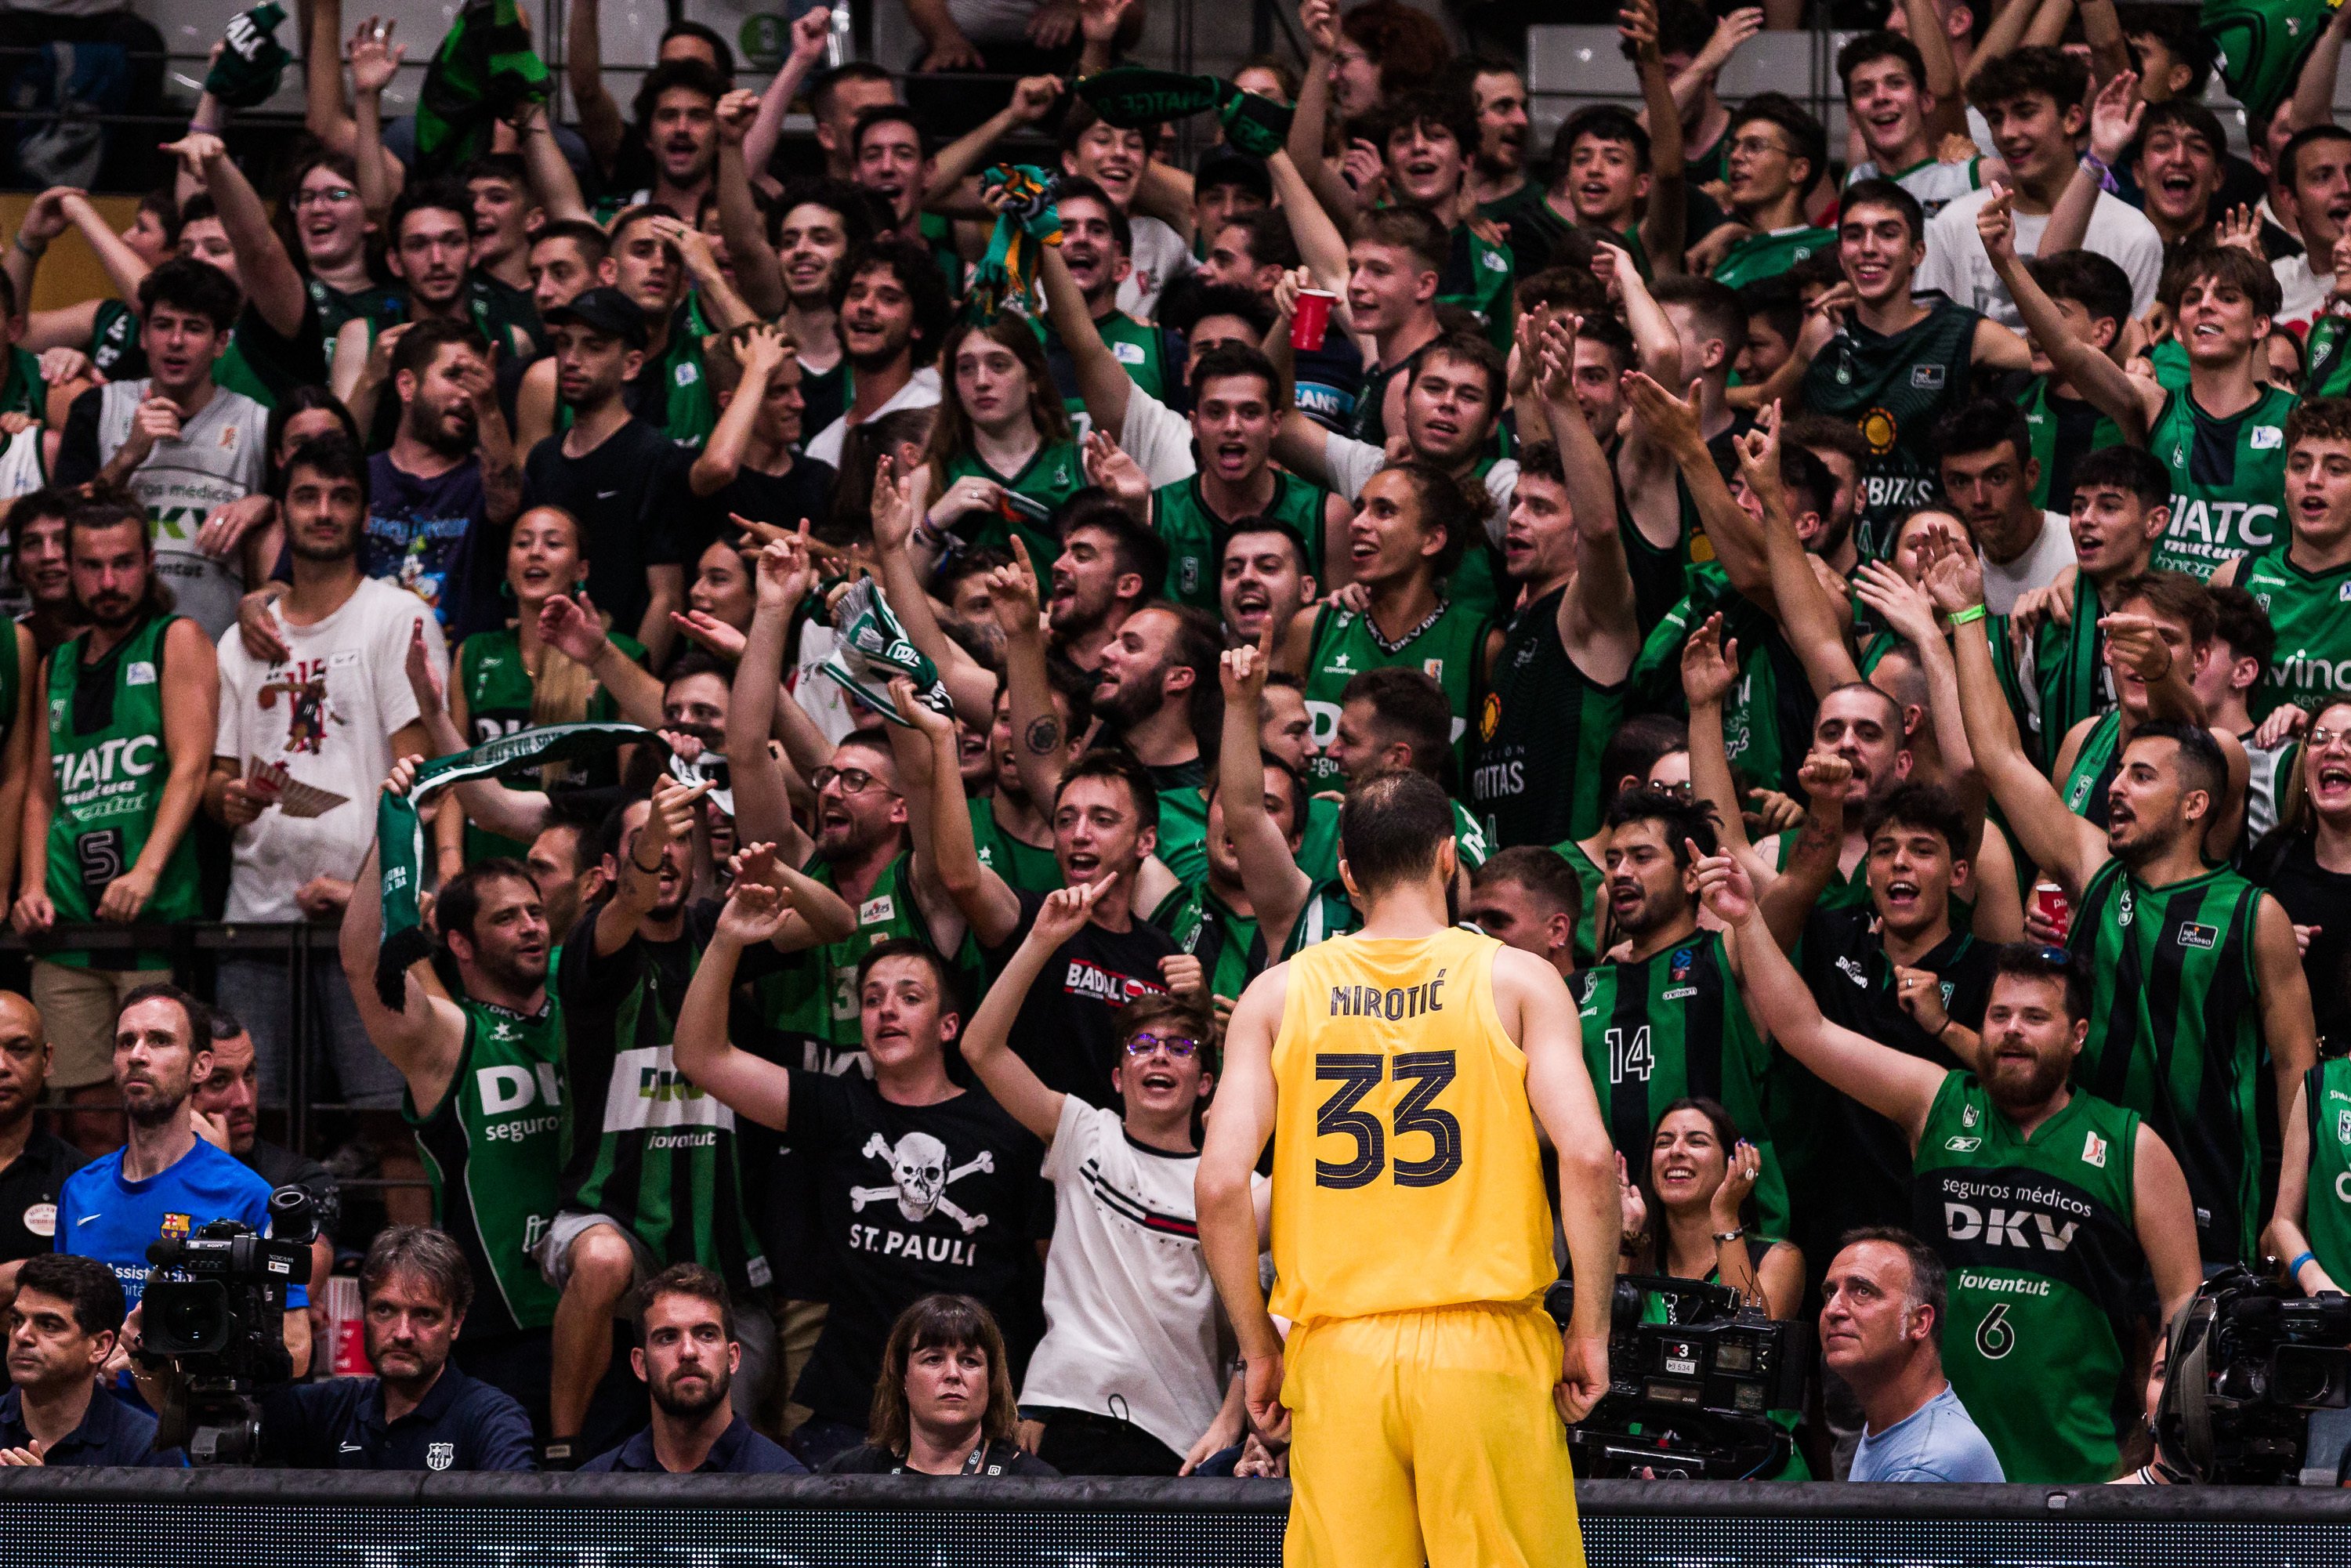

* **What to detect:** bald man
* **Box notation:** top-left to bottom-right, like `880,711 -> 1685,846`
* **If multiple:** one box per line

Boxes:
0,994 -> 88,1315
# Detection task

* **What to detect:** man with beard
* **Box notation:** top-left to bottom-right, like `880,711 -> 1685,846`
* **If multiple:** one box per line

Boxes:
603,60 -> 727,226
1150,346 -> 1335,611
5,491 -> 83,656
190,1011 -> 339,1314
584,1266 -> 802,1472
331,183 -> 537,422
1045,503 -> 1163,672
1079,602 -> 1222,883
519,288 -> 688,664
1034,179 -> 1168,436
534,780 -> 850,1466
349,320 -> 523,639
56,986 -> 309,1368
13,503 -> 215,1157
1451,56 -> 1537,223
1220,522 -> 1318,650
1943,545 -> 2317,1268
1569,789 -> 1790,1237
1706,859 -> 2203,1483
1,1255 -> 178,1465
1472,324 -> 1639,851
208,435 -> 441,1221
0,995 -> 84,1313
51,259 -> 268,642
227,1229 -> 531,1469
804,240 -> 951,469
343,823 -> 573,1436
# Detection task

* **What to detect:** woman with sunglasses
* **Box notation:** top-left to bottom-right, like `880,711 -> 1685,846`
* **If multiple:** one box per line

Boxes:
955,879 -> 1262,1478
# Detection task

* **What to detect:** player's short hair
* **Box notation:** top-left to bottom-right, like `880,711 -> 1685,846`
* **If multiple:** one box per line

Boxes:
2129,717 -> 2230,808
1741,273 -> 1805,357
1473,846 -> 1584,929
1838,177 -> 1925,245
1857,780 -> 1969,858
2287,395 -> 2351,452
1190,341 -> 1281,405
1055,746 -> 1161,827
1340,769 -> 1459,894
281,431 -> 371,507
1340,667 -> 1454,782
1414,330 -> 1507,411
1376,458 -> 1480,581
2279,124 -> 2351,191
2208,582 -> 2277,666
2112,570 -> 2216,644
1932,398 -> 2032,467
1061,498 -> 1171,592
1227,205 -> 1301,271
2135,97 -> 2227,166
388,177 -> 476,245
2067,443 -> 2171,512
1966,44 -> 2087,117
1605,787 -> 1719,867
1776,445 -> 1835,522
136,255 -> 241,332
633,1261 -> 734,1344
13,1255 -> 126,1339
1785,411 -> 1872,472
118,981 -> 209,1049
1836,30 -> 1928,97
2117,2 -> 2215,97
1834,1225 -> 1948,1331
1550,103 -> 1650,180
1379,88 -> 1480,168
2026,248 -> 2135,332
1599,714 -> 1689,795
1987,942 -> 2091,1023
532,217 -> 611,269
2164,244 -> 2284,321
1163,281 -> 1275,342
810,60 -> 894,121
1341,0 -> 1452,97
854,936 -> 964,1016
632,56 -> 726,132
1052,173 -> 1132,258
435,856 -> 539,947
1576,310 -> 1639,378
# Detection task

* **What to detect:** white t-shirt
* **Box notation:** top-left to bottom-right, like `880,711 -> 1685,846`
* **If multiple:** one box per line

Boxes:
1324,433 -> 1517,550
1120,385 -> 1198,488
214,576 -> 448,921
1978,510 -> 2075,614
1918,186 -> 2164,329
1019,1097 -> 1258,1455
2273,252 -> 2333,337
803,366 -> 943,468
1120,215 -> 1194,322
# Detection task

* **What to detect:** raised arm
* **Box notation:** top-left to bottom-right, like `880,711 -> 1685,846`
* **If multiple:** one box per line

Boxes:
1266,149 -> 1349,290
1038,244 -> 1135,439
712,91 -> 787,319
1901,0 -> 1969,142
1741,406 -> 1860,699
515,100 -> 592,227
304,0 -> 357,154
1623,0 -> 1686,274
730,534 -> 817,861
898,679 -> 1023,947
538,592 -> 666,730
336,762 -> 469,1113
1285,0 -> 1359,227
1219,635 -> 1313,944
669,878 -> 799,1129
1978,184 -> 2153,440
962,883 -> 1110,1143
347,18 -> 408,223
741,7 -> 837,189
1700,853 -> 1946,1140
168,134 -> 307,339
991,537 -> 1075,812
2292,4 -> 2351,132
1755,755 -> 1850,953
1853,560 -> 1991,825
1624,371 -> 1774,606
693,322 -> 788,498
1682,614 -> 1771,883
1197,964 -> 1288,1441
870,459 -> 998,723
1537,317 -> 1640,679
922,75 -> 1063,208
566,0 -> 627,176
591,776 -> 708,958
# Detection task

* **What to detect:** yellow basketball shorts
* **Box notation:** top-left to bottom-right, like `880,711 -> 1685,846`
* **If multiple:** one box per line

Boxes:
1282,1298 -> 1585,1568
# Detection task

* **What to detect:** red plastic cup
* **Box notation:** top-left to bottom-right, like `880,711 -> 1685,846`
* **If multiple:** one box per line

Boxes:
2033,880 -> 2070,943
1291,288 -> 1337,352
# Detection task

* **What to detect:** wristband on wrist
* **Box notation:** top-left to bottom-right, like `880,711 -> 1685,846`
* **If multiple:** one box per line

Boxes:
632,849 -> 663,875
2079,153 -> 2119,194
1712,1227 -> 1747,1245
2290,1250 -> 2317,1280
1948,603 -> 1988,625
13,234 -> 45,258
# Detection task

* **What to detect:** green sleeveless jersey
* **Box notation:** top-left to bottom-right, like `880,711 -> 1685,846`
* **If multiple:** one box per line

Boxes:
2019,375 -> 2125,512
968,796 -> 1060,894
1436,223 -> 1516,355
937,441 -> 1084,567
1799,298 -> 1980,561
2305,312 -> 2351,398
1551,835 -> 1607,969
454,627 -> 643,861
2299,1057 -> 2351,1284
1299,597 -> 1489,787
1278,877 -> 1361,959
1038,311 -> 1165,427
1297,795 -> 1339,887
307,277 -> 403,371
556,914 -> 770,1291
1572,930 -> 1790,1237
2031,571 -> 2111,769
1632,563 -> 1817,795
1471,585 -> 1627,849
2147,383 -> 2296,580
1154,882 -> 1265,1005
1912,1073 -> 2146,1482
2061,712 -> 2124,822
408,992 -> 569,1335
643,292 -> 719,446
1151,471 -> 1328,609
2237,545 -> 2351,720
1710,226 -> 1834,292
44,615 -> 201,968
2069,857 -> 2268,1262
0,346 -> 45,420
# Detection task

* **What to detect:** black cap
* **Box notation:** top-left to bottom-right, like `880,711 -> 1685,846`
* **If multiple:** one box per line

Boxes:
542,286 -> 649,349
1194,144 -> 1273,205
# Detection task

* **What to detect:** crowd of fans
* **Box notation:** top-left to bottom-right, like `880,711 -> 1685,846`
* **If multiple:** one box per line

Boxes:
0,0 -> 2346,1487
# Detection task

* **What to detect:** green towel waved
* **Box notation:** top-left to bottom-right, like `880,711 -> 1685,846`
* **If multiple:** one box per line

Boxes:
1076,67 -> 1294,161
2204,0 -> 2346,121
820,579 -> 955,726
967,164 -> 1060,324
373,721 -> 650,1009
206,3 -> 292,110
414,0 -> 551,176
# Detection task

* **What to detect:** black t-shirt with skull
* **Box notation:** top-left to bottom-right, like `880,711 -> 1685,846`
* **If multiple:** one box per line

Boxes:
784,1070 -> 1052,1428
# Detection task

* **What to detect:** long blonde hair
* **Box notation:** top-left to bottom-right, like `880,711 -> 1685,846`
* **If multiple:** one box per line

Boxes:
509,506 -> 606,780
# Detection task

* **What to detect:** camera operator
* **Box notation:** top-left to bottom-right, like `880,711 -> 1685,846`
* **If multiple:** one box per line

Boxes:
1821,1229 -> 2004,1483
0,1255 -> 182,1466
190,1008 -> 338,1344
581,1265 -> 803,1474
2265,1056 -> 2351,1480
59,986 -> 310,1378
134,1227 -> 535,1471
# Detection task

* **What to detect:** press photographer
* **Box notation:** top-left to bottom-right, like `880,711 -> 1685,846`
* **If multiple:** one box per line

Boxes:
133,1227 -> 535,1470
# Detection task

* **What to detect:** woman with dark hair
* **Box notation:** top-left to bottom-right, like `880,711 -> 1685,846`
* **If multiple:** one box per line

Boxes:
821,1295 -> 1059,1476
921,317 -> 1081,565
2244,697 -> 2351,1053
1621,1095 -> 1809,1477
273,149 -> 399,365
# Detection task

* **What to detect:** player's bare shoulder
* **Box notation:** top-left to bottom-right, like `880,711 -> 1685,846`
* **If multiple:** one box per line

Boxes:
1230,959 -> 1295,1037
1487,943 -> 1575,1045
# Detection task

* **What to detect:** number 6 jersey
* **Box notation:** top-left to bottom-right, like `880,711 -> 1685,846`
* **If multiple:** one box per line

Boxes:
1268,928 -> 1554,1324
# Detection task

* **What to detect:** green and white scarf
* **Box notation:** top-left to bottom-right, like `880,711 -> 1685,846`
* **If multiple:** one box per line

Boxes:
372,722 -> 650,1008
819,579 -> 954,726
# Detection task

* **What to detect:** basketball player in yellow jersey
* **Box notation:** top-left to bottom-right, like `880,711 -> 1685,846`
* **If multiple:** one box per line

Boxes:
1198,769 -> 1621,1568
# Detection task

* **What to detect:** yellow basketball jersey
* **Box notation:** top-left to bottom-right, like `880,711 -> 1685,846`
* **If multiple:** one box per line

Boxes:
1267,927 -> 1557,1324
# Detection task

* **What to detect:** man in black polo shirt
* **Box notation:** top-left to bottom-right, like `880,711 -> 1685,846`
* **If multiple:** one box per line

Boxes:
1,1255 -> 180,1465
136,1227 -> 535,1470
190,1009 -> 337,1326
582,1264 -> 803,1474
0,994 -> 84,1316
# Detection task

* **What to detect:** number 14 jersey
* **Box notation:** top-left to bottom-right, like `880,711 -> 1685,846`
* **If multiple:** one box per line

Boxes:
1269,928 -> 1554,1324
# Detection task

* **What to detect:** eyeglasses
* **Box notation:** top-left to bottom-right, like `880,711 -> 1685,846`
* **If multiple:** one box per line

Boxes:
1123,1032 -> 1204,1059
290,186 -> 357,208
811,766 -> 897,796
2309,726 -> 2350,751
1727,136 -> 1793,159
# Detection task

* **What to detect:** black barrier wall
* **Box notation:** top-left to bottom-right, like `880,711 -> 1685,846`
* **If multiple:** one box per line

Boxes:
4,1473 -> 2351,1566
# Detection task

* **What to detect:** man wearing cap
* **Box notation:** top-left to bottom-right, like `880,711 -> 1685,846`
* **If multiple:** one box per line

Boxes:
518,287 -> 689,666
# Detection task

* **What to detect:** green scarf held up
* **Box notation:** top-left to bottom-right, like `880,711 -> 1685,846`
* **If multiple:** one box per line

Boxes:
205,2 -> 292,109
820,579 -> 955,726
2204,0 -> 2346,121
967,165 -> 1060,325
373,722 -> 651,1009
1075,67 -> 1294,160
413,0 -> 551,176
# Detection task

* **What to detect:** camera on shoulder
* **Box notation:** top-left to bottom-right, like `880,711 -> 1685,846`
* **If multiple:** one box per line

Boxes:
136,1184 -> 320,1465
2156,1266 -> 2351,1485
1545,1272 -> 1811,1480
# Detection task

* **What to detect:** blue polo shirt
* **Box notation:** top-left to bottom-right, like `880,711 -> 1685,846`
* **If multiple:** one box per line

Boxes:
581,1413 -> 806,1474
258,1365 -> 536,1470
56,1139 -> 308,1309
0,1386 -> 185,1466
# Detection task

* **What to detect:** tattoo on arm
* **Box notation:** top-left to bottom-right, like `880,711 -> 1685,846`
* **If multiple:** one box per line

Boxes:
1024,717 -> 1061,755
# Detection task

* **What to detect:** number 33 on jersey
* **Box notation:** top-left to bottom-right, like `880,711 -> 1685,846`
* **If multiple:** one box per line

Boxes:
1266,928 -> 1559,1324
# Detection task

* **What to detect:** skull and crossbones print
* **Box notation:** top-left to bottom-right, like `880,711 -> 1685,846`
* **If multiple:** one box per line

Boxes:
852,1132 -> 996,1233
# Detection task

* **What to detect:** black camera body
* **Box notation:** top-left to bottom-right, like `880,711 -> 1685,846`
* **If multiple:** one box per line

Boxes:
137,1186 -> 318,1464
2157,1266 -> 2351,1485
1545,1272 -> 1811,1479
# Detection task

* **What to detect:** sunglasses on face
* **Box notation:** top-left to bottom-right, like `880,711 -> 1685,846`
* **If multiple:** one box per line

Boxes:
1123,1033 -> 1203,1059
